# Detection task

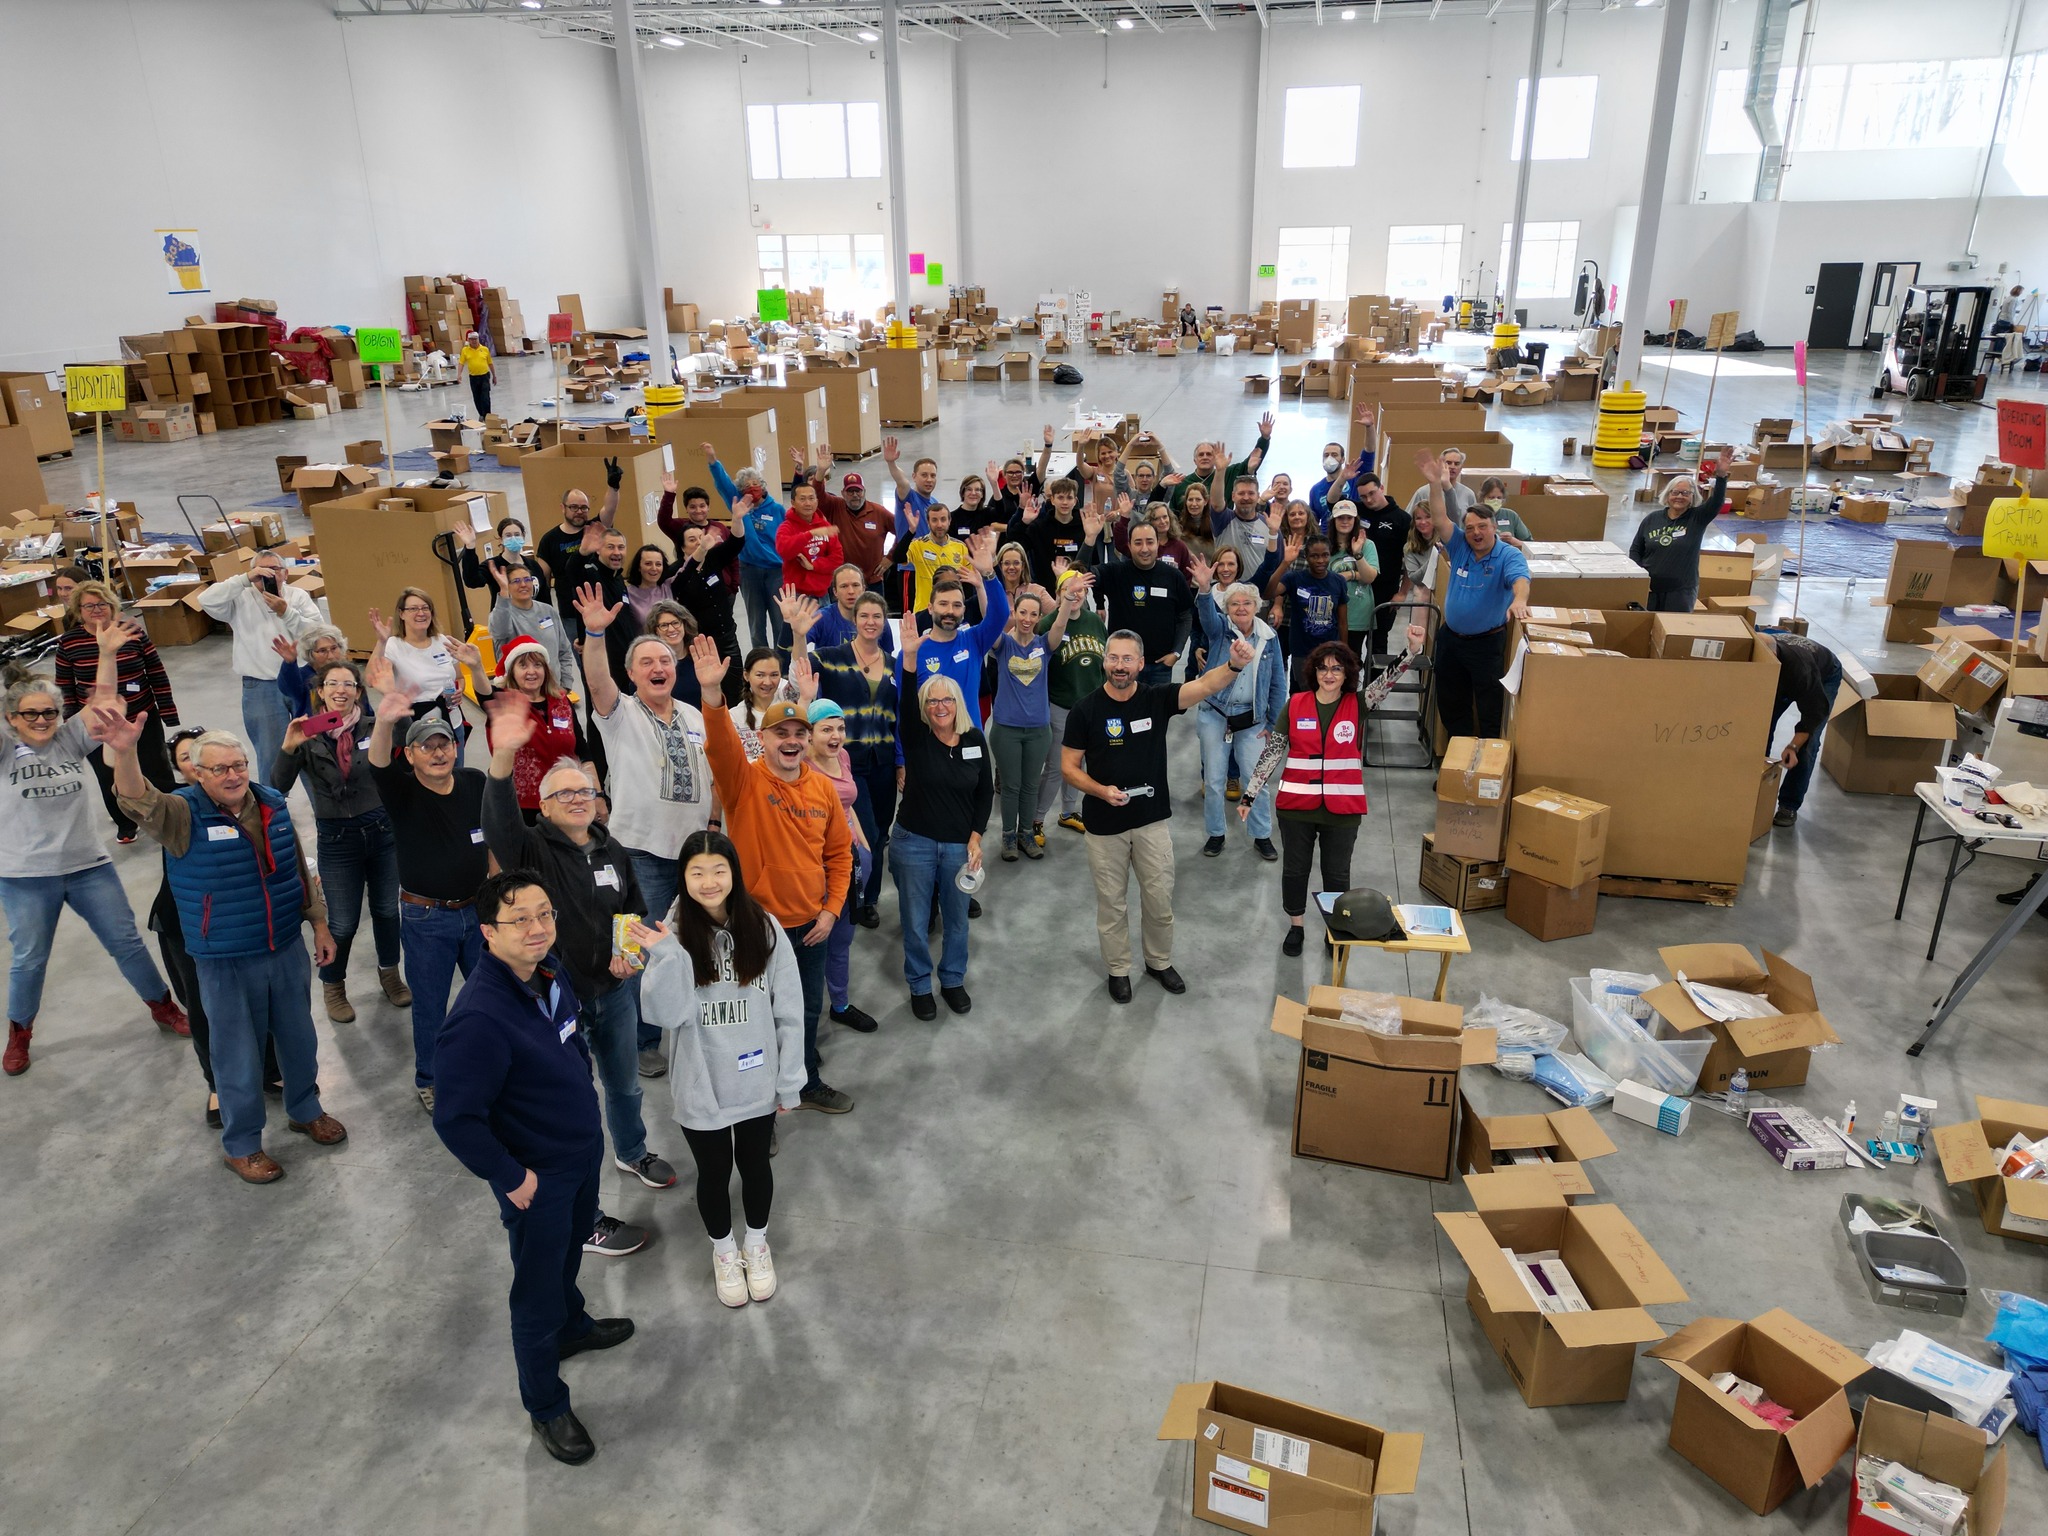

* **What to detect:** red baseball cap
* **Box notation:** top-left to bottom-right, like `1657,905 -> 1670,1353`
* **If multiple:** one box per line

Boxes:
842,473 -> 864,490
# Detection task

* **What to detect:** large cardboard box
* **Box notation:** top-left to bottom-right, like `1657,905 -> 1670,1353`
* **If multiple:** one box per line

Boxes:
1650,612 -> 1754,664
1504,481 -> 1609,542
679,399 -> 785,489
0,373 -> 75,459
1821,675 -> 1955,794
874,348 -> 937,425
291,463 -> 379,513
311,485 -> 510,655
1918,636 -> 2009,714
1694,548 -> 1755,602
800,365 -> 881,456
651,412 -> 776,547
1418,832 -> 1507,912
1435,1176 -> 1687,1407
1504,789 -> 1607,888
1268,988 -> 1495,1181
1646,1309 -> 1866,1516
1438,736 -> 1512,804
739,383 -> 828,464
1504,871 -> 1599,941
0,423 -> 49,516
1641,945 -> 1840,1094
1157,1380 -> 1421,1536
1456,1104 -> 1615,1196
1507,610 -> 1779,886
1934,1096 -> 2048,1244
1849,1400 -> 2008,1536
519,440 -> 672,554
135,587 -> 214,648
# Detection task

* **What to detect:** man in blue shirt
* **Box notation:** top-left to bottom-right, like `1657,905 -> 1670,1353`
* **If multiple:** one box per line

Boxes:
900,530 -> 1008,753
704,444 -> 786,653
1419,453 -> 1529,739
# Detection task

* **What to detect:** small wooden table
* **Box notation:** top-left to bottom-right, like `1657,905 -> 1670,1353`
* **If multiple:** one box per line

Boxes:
1327,908 -> 1471,1000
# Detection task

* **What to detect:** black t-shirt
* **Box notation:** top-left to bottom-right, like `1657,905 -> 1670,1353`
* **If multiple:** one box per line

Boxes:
1062,682 -> 1184,835
370,763 -> 490,900
897,715 -> 994,845
1095,559 -> 1193,659
1360,500 -> 1411,605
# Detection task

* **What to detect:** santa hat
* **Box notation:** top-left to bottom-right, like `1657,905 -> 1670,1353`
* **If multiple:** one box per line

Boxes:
494,635 -> 551,683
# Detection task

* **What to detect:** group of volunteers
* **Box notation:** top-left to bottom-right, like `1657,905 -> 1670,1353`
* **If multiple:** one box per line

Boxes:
1,398 -> 1791,1467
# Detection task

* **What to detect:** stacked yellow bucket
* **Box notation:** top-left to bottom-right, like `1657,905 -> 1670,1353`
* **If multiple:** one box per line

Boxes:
643,384 -> 684,422
885,321 -> 919,349
1593,381 -> 1647,469
1491,320 -> 1520,353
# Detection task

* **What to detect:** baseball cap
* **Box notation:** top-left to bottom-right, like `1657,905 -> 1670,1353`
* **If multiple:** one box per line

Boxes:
842,472 -> 864,490
759,700 -> 809,731
406,716 -> 458,748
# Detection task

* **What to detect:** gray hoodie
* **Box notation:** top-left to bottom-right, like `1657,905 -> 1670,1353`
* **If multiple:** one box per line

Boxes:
640,918 -> 806,1131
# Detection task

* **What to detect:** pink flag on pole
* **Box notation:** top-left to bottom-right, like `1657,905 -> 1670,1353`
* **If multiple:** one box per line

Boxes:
1794,340 -> 1808,386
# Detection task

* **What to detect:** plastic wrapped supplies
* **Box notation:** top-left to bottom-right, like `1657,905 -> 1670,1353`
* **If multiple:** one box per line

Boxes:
1527,1050 -> 1617,1109
1465,995 -> 1569,1055
1335,991 -> 1406,1037
1865,1331 -> 2013,1429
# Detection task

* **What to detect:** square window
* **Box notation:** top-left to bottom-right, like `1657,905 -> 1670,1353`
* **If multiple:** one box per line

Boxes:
1282,86 -> 1361,170
1510,76 -> 1597,161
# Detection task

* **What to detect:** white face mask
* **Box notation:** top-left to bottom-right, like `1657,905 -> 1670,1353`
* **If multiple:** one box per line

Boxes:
1323,454 -> 1342,473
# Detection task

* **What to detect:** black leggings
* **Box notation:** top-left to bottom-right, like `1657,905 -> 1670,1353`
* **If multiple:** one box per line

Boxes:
1280,818 -> 1361,918
680,1114 -> 776,1240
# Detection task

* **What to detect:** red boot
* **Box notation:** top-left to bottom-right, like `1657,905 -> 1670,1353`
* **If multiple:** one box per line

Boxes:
148,994 -> 191,1038
3,1022 -> 30,1077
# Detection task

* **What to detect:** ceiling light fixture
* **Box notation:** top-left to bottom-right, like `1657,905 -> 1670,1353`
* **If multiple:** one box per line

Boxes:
1116,15 -> 1134,27
1341,5 -> 1355,13
658,32 -> 686,45
859,28 -> 878,38
519,0 -> 543,8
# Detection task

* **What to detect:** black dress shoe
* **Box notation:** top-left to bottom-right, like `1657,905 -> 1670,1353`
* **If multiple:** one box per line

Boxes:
533,1407 -> 596,1465
1146,965 -> 1187,994
966,897 -> 983,919
854,904 -> 881,929
831,1003 -> 879,1034
941,985 -> 972,1015
1282,927 -> 1305,957
911,992 -> 938,1021
1107,974 -> 1133,1004
558,1317 -> 635,1361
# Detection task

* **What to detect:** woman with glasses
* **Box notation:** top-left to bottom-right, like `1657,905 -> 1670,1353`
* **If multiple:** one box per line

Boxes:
797,590 -> 898,931
272,659 -> 408,1024
270,624 -> 348,721
369,586 -> 488,742
2,633 -> 187,1078
54,580 -> 178,844
482,637 -> 589,822
643,601 -> 705,710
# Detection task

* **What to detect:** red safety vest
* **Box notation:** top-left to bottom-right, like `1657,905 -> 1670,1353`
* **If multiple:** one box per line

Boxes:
1274,691 -> 1368,816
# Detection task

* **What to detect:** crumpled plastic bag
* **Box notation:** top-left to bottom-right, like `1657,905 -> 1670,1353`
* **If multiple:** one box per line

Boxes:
1336,990 -> 1405,1037
1987,1289 -> 2048,1373
1466,994 -> 1569,1055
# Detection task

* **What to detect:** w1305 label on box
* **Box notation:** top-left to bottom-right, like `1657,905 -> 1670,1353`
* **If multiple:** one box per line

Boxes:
1249,1427 -> 1311,1477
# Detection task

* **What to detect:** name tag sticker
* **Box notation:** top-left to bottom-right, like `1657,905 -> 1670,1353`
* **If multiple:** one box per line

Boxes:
1150,586 -> 1168,597
952,648 -> 970,663
538,616 -> 555,629
470,828 -> 486,843
1132,718 -> 1153,733
1295,718 -> 1317,730
357,738 -> 371,751
559,1020 -> 576,1042
206,824 -> 240,841
124,682 -> 141,693
705,575 -> 720,588
736,1048 -> 764,1071
595,866 -> 620,889
962,745 -> 983,759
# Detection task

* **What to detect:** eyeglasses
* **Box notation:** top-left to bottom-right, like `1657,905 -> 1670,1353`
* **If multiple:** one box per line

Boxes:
79,600 -> 112,613
196,761 -> 249,777
486,909 -> 558,930
11,708 -> 60,723
543,787 -> 598,803
323,679 -> 361,692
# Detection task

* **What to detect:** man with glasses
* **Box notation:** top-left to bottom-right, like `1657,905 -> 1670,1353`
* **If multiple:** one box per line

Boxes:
366,670 -> 489,1115
433,871 -> 636,1467
1405,446 -> 1475,523
538,474 -> 620,642
196,551 -> 322,787
102,715 -> 345,1184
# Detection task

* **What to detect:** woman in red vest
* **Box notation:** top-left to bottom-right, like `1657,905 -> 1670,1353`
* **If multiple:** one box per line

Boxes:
1241,640 -> 1368,955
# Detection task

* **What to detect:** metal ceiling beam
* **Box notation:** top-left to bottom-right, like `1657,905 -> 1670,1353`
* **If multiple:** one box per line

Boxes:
1058,0 -> 1102,31
1187,0 -> 1215,29
995,0 -> 1061,34
1128,0 -> 1166,31
1251,0 -> 1267,26
935,1 -> 1009,34
1315,0 -> 1322,23
900,10 -> 962,39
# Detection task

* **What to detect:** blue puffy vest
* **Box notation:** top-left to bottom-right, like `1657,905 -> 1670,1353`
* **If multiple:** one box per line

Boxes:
165,783 -> 306,959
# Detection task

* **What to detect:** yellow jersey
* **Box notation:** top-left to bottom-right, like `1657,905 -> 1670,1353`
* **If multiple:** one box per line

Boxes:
460,344 -> 493,376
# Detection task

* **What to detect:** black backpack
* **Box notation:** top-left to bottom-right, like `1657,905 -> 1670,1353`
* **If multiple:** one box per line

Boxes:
1052,364 -> 1084,385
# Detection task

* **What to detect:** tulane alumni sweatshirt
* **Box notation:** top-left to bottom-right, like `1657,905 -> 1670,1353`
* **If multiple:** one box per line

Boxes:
639,919 -> 807,1131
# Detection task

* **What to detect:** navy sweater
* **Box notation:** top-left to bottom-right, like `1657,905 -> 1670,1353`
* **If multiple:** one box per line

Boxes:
432,950 -> 602,1196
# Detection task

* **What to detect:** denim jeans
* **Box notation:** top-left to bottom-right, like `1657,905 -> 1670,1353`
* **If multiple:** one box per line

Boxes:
889,827 -> 970,993
780,921 -> 828,1091
739,562 -> 788,653
1138,660 -> 1176,689
1195,707 -> 1273,839
198,942 -> 323,1158
582,981 -> 647,1165
826,844 -> 872,1010
315,810 -> 402,984
400,901 -> 482,1087
495,1148 -> 599,1423
1,864 -> 166,1022
240,676 -> 292,789
627,849 -> 679,1051
850,755 -> 897,908
1772,649 -> 1844,813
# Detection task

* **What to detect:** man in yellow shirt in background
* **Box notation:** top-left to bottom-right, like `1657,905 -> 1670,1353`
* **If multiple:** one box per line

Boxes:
460,329 -> 496,418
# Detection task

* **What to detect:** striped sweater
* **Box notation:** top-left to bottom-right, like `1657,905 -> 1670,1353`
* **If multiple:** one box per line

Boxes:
55,627 -> 178,724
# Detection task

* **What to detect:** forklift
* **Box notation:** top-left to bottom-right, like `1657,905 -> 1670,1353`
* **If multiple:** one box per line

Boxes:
1873,285 -> 1992,403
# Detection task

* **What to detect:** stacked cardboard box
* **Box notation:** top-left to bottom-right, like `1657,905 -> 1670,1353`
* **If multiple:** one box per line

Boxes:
479,286 -> 526,354
1435,737 -> 1513,862
405,276 -> 474,356
182,323 -> 282,432
1503,790 -> 1607,940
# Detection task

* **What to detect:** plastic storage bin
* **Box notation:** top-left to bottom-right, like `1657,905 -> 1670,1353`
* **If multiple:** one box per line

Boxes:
1569,976 -> 1712,1096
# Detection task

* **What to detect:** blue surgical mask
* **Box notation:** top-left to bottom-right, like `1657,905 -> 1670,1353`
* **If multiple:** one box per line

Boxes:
502,534 -> 525,552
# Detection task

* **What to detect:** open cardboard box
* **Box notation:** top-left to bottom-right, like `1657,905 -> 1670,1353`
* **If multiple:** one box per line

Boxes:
1269,988 -> 1494,1180
1157,1380 -> 1421,1536
1821,675 -> 1956,795
1646,1308 -> 1865,1515
1435,1175 -> 1687,1406
1641,945 -> 1839,1093
1934,1095 -> 2048,1244
1849,1399 -> 2007,1536
1456,1104 -> 1616,1197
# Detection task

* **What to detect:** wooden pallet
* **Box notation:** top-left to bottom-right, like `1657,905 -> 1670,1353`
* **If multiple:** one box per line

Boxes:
1596,874 -> 1739,907
882,416 -> 938,429
832,447 -> 880,461
37,448 -> 75,461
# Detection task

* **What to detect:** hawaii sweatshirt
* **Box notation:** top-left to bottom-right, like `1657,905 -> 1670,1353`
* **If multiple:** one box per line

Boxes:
640,917 -> 807,1130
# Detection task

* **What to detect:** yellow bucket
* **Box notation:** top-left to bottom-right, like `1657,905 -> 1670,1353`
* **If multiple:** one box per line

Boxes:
885,321 -> 919,350
643,384 -> 684,422
1592,381 -> 1647,470
1492,321 -> 1521,350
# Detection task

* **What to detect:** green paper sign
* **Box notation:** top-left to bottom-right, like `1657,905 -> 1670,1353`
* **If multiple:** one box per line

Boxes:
357,328 -> 403,365
758,288 -> 790,323
927,263 -> 943,287
1257,264 -> 1277,279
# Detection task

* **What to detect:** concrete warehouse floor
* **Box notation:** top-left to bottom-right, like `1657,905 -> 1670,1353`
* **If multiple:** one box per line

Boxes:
8,338 -> 2048,1535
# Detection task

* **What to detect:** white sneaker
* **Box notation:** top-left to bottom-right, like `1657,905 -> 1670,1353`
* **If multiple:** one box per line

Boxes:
742,1241 -> 777,1302
712,1246 -> 749,1308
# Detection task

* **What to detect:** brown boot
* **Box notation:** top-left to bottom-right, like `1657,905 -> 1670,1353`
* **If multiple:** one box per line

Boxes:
3,1022 -> 30,1077
288,1113 -> 348,1145
322,982 -> 355,1024
223,1150 -> 285,1184
378,967 -> 412,1007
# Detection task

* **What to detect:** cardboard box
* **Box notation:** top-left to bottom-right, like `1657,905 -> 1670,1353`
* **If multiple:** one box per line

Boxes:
873,347 -> 937,424
1694,548 -> 1756,602
1641,945 -> 1841,1093
1435,1177 -> 1687,1406
344,440 -> 385,468
1504,789 -> 1608,888
0,373 -> 76,458
1838,493 -> 1891,525
1504,871 -> 1599,941
739,383 -> 829,461
1821,675 -> 1956,794
1434,801 -> 1507,862
1650,613 -> 1755,664
1156,1380 -> 1421,1536
1438,736 -> 1512,805
519,439 -> 672,553
1268,988 -> 1494,1180
135,587 -> 213,648
310,484 -> 509,655
1934,1096 -> 2048,1244
1752,760 -> 1782,842
1647,1309 -> 1866,1515
1849,1399 -> 2008,1536
1883,600 -> 1943,644
200,519 -> 260,553
0,424 -> 49,516
1418,832 -> 1507,912
290,463 -> 379,513
1505,482 -> 1609,542
1456,1104 -> 1615,1196
1918,637 -> 2009,714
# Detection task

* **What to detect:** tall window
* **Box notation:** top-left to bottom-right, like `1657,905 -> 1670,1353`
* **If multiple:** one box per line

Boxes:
1704,59 -> 2004,155
1281,86 -> 1361,169
1498,222 -> 1580,302
2000,51 -> 2048,195
1385,225 -> 1462,302
746,102 -> 883,180
1276,227 -> 1350,300
757,234 -> 887,314
1510,76 -> 1598,160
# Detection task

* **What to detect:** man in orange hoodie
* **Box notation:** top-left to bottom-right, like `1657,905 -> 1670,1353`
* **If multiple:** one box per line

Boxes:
690,636 -> 856,1114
